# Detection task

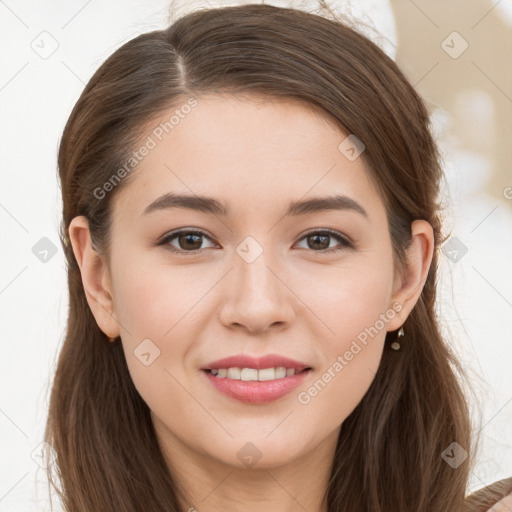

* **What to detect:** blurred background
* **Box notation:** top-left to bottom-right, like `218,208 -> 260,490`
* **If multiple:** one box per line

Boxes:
1,0 -> 511,509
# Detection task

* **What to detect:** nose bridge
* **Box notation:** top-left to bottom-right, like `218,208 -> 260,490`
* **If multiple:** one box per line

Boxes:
219,234 -> 294,332
233,234 -> 281,301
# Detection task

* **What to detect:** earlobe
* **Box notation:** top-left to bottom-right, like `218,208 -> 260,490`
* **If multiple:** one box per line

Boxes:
387,219 -> 435,332
68,215 -> 120,339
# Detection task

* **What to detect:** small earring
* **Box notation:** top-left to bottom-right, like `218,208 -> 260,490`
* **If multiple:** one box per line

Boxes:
107,335 -> 117,343
390,325 -> 404,351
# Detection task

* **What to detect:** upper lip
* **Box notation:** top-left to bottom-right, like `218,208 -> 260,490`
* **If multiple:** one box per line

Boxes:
202,354 -> 312,372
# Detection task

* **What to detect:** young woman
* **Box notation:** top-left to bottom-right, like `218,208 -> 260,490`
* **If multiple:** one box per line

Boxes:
44,3 -> 511,511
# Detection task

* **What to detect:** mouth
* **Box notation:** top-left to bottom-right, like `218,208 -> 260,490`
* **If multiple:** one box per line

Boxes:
201,354 -> 313,403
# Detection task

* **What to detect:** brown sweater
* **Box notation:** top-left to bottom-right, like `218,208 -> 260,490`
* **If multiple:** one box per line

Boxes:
463,477 -> 512,511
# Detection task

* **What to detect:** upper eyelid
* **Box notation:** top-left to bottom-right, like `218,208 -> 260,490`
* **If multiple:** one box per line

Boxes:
158,228 -> 216,245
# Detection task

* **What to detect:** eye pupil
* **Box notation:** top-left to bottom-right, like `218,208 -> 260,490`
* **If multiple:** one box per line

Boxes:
180,233 -> 202,251
308,233 -> 330,250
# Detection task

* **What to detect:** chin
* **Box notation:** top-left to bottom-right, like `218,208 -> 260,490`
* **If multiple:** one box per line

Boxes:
208,436 -> 308,470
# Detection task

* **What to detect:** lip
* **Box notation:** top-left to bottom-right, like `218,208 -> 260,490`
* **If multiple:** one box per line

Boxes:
202,354 -> 312,372
202,367 -> 312,404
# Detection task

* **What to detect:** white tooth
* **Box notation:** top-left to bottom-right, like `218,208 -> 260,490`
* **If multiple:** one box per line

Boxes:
211,366 -> 301,380
258,368 -> 276,381
275,367 -> 287,378
227,367 -> 241,380
240,368 -> 259,381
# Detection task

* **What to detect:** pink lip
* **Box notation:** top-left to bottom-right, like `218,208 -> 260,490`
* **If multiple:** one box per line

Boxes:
203,368 -> 312,404
202,354 -> 312,372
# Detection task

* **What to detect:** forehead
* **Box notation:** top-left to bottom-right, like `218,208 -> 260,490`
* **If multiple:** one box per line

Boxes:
112,93 -> 386,225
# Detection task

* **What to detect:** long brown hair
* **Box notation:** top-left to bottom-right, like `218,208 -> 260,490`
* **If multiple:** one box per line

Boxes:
45,4 -> 479,511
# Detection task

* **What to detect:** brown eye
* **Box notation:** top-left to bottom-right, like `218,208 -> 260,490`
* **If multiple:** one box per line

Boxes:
157,230 -> 216,253
176,233 -> 203,251
306,233 -> 330,250
296,230 -> 353,253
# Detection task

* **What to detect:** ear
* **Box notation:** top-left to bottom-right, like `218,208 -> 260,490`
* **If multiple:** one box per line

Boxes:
68,215 -> 120,339
386,219 -> 435,332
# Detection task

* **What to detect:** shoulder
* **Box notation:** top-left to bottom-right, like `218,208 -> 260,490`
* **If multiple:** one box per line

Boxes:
463,477 -> 512,511
488,492 -> 512,511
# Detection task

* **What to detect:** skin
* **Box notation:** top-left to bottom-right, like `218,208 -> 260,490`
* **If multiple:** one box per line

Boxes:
69,93 -> 434,512
490,494 -> 512,511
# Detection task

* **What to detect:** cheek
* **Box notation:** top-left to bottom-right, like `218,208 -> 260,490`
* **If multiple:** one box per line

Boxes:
292,257 -> 394,345
110,255 -> 208,341
109,257 -> 211,395
291,258 -> 393,415
298,346 -> 382,433
296,270 -> 390,423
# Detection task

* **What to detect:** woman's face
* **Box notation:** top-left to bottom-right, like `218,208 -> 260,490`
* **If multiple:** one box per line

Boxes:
77,93 -> 424,470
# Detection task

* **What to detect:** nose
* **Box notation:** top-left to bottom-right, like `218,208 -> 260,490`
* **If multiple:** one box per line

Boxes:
218,250 -> 296,335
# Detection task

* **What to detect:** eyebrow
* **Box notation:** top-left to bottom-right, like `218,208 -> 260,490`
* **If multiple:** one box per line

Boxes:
142,193 -> 369,220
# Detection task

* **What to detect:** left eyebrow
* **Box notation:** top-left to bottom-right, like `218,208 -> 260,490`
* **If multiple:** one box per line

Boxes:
286,194 -> 369,220
142,193 -> 369,220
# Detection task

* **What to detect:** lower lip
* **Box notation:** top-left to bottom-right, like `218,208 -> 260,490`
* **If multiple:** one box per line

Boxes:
202,369 -> 312,404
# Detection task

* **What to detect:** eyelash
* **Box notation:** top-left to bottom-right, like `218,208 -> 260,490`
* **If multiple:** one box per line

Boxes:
154,228 -> 354,255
